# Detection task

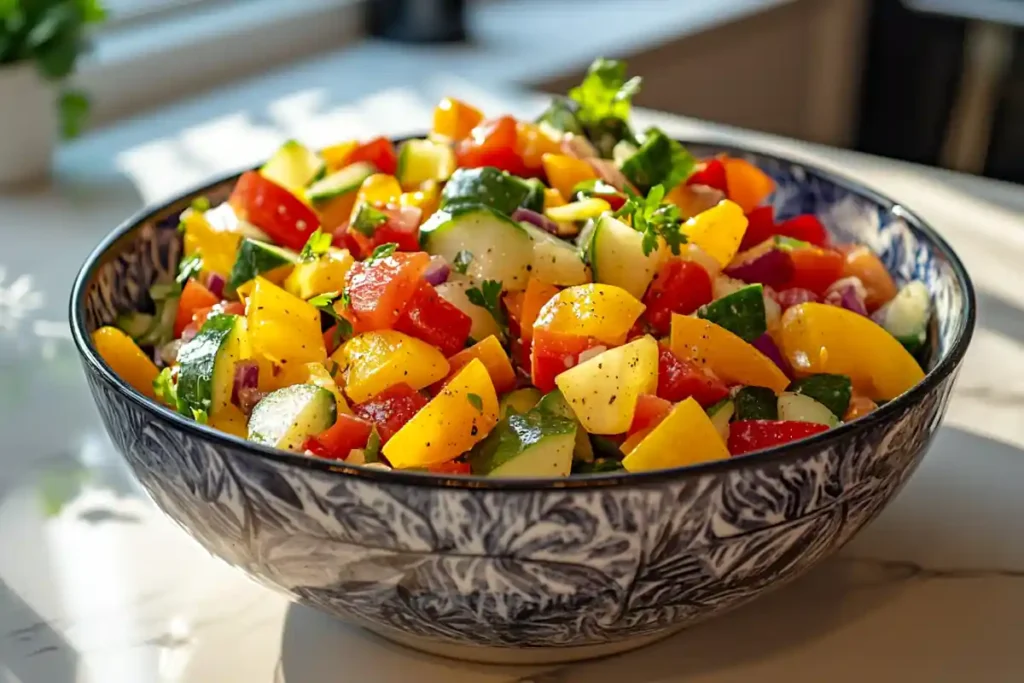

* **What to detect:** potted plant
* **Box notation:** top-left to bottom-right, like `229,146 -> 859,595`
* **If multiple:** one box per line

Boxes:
0,0 -> 106,185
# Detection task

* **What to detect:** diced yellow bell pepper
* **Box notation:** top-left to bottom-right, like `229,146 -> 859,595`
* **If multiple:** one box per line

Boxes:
316,191 -> 359,234
670,314 -> 789,393
543,188 -> 567,209
383,358 -> 498,468
779,303 -> 924,401
182,209 -> 243,279
247,277 -> 326,369
721,157 -> 775,214
555,335 -> 659,434
321,140 -> 358,172
545,198 -> 610,223
297,361 -> 352,414
622,397 -> 730,472
332,330 -> 449,404
284,248 -> 354,300
680,199 -> 748,268
399,181 -> 440,218
209,404 -> 249,439
542,153 -> 597,201
516,121 -> 564,170
92,326 -> 159,399
354,174 -> 402,210
534,283 -> 645,346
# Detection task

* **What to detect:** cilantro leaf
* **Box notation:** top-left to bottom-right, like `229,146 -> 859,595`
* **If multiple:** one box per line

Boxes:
307,290 -> 340,309
153,367 -> 180,410
453,250 -> 473,275
614,184 -> 687,256
466,279 -> 507,330
299,229 -> 332,262
569,58 -> 642,125
340,289 -> 352,309
364,427 -> 382,463
467,393 -> 483,412
351,204 -> 389,237
368,242 -> 398,262
307,291 -> 353,346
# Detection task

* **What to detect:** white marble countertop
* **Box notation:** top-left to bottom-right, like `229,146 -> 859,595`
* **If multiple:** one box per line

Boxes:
2,34 -> 1024,683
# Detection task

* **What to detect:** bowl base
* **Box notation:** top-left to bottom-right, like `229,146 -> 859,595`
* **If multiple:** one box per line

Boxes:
363,622 -> 688,665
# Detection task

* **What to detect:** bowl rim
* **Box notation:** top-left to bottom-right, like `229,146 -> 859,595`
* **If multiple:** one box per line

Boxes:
69,135 -> 976,491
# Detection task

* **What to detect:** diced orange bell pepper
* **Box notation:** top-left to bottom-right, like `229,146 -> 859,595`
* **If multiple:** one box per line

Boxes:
351,174 -> 402,221
321,141 -> 358,172
543,188 -> 567,209
445,335 -> 516,394
383,358 -> 498,468
181,209 -> 243,280
720,156 -> 775,214
431,97 -> 484,141
332,330 -> 449,404
542,153 -> 597,201
519,278 -> 560,342
680,199 -> 748,268
516,121 -> 564,171
175,279 -> 220,338
92,327 -> 160,399
534,283 -> 645,346
844,394 -> 878,421
670,313 -> 789,393
840,245 -> 898,312
779,302 -> 924,401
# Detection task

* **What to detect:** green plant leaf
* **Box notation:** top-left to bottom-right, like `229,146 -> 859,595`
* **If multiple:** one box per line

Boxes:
59,89 -> 89,139
76,0 -> 108,23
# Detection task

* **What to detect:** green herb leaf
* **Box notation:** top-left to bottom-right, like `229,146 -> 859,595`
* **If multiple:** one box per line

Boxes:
453,250 -> 473,275
466,279 -> 506,330
327,360 -> 340,377
569,58 -> 642,126
614,184 -> 687,257
307,290 -> 340,309
368,242 -> 398,262
299,229 -> 332,262
340,289 -> 352,309
176,254 -> 203,285
153,367 -> 180,411
307,291 -> 354,346
351,204 -> 389,237
467,393 -> 483,412
59,90 -> 89,139
191,407 -> 209,424
364,427 -> 382,463
332,320 -> 352,349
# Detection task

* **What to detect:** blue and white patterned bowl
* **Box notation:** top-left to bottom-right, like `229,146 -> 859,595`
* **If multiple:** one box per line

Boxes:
70,140 -> 974,664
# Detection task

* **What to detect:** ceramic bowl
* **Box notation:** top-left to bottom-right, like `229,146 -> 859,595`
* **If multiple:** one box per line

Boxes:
70,140 -> 975,665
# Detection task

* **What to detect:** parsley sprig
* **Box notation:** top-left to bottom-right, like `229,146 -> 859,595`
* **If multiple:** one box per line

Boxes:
466,279 -> 506,331
614,184 -> 686,256
307,290 -> 353,347
368,242 -> 399,262
453,250 -> 473,275
299,229 -> 332,262
351,204 -> 389,237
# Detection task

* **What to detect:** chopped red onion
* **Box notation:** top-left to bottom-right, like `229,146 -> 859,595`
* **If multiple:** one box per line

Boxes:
753,333 -> 792,378
724,247 -> 794,288
237,387 -> 266,416
423,255 -> 451,286
775,287 -> 819,309
512,207 -> 560,235
206,272 -> 226,298
231,360 -> 260,408
824,277 -> 868,316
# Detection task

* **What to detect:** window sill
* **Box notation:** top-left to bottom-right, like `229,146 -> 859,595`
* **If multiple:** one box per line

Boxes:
76,0 -> 364,129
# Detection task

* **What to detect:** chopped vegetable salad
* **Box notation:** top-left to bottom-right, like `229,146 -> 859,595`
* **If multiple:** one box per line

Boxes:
94,58 -> 931,477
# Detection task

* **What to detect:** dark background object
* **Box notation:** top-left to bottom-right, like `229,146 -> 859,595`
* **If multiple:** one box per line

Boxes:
985,29 -> 1024,183
367,0 -> 468,44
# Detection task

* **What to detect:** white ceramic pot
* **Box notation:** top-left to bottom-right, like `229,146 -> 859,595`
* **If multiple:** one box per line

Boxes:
0,63 -> 56,186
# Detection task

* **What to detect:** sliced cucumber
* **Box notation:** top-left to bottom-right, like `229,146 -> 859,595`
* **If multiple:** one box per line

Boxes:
706,399 -> 735,442
612,140 -> 638,167
500,388 -> 543,418
248,384 -> 337,452
698,284 -> 767,342
435,280 -> 504,341
117,288 -> 178,347
521,178 -> 547,213
397,139 -> 456,189
875,280 -> 931,353
531,235 -> 591,287
421,206 -> 535,291
441,167 -> 534,216
261,140 -> 325,190
619,128 -> 695,192
227,238 -> 299,292
788,374 -> 852,419
536,389 -> 594,462
177,314 -> 249,420
306,162 -> 375,204
587,213 -> 663,299
734,386 -> 778,420
469,408 -> 576,477
571,458 -> 625,475
777,392 -> 839,427
589,434 -> 625,461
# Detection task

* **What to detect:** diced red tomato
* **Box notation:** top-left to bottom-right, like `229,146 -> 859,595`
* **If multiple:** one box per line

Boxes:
727,420 -> 830,455
353,383 -> 429,442
773,287 -> 820,309
687,158 -> 728,194
629,394 -> 673,435
784,247 -> 845,295
345,137 -> 398,175
739,205 -> 776,251
427,460 -> 472,475
643,259 -> 714,336
340,252 -> 430,332
394,280 -> 472,357
531,329 -> 602,393
627,317 -> 651,341
776,214 -> 828,247
229,171 -> 321,251
346,203 -> 422,259
455,116 -> 530,177
303,413 -> 374,459
656,343 -> 729,406
510,336 -> 531,376
174,279 -> 219,337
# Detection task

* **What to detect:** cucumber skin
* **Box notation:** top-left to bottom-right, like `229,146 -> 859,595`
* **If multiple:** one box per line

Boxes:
469,408 -> 576,476
788,374 -> 852,419
441,167 -> 533,217
734,386 -> 778,420
698,284 -> 767,343
227,238 -> 298,291
176,314 -> 240,418
247,384 -> 337,451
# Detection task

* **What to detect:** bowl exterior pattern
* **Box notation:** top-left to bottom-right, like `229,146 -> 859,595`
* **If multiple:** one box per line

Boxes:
77,145 -> 970,651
